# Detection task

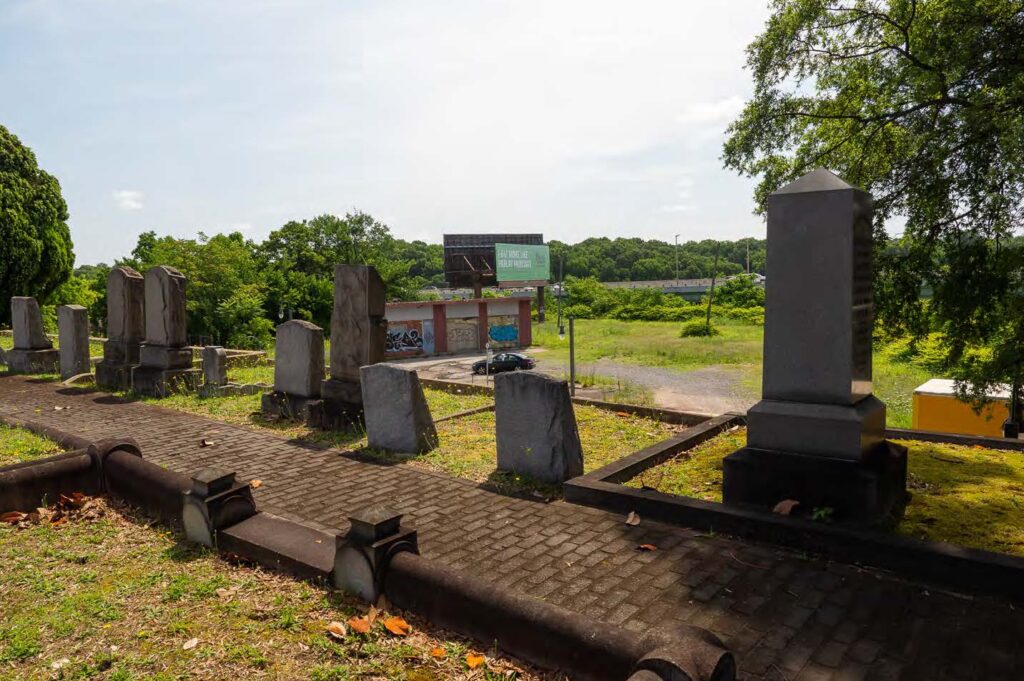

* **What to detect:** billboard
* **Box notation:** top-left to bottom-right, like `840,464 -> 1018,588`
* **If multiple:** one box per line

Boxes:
443,234 -> 544,288
495,243 -> 551,284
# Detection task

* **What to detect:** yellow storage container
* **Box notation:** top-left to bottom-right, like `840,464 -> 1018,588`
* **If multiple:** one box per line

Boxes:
912,378 -> 1009,438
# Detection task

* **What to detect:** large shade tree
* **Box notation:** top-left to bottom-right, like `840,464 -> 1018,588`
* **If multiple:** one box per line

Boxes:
723,0 -> 1024,430
0,125 -> 74,322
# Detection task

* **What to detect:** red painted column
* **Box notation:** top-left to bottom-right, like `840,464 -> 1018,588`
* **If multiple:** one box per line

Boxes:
518,299 -> 532,348
432,303 -> 448,354
477,301 -> 489,350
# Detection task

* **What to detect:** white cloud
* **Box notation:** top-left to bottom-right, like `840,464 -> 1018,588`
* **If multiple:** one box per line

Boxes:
113,189 -> 144,211
675,96 -> 746,128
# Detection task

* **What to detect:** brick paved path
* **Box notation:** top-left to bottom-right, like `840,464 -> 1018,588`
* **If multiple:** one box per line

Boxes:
1,375 -> 1021,680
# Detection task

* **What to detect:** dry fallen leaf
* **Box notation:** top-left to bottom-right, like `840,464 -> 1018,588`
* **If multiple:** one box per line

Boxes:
200,439 -> 215,447
1,511 -> 27,525
215,586 -> 239,601
383,616 -> 411,636
637,544 -> 657,552
347,616 -> 371,634
183,637 -> 199,650
772,499 -> 800,516
250,479 -> 263,489
430,647 -> 447,659
326,621 -> 347,640
466,652 -> 486,669
367,604 -> 380,626
625,511 -> 641,526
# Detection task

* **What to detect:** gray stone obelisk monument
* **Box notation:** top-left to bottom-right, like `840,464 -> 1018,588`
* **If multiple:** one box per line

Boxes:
57,304 -> 91,379
130,266 -> 201,396
722,169 -> 906,524
96,266 -> 145,390
5,297 -> 59,373
319,265 -> 386,428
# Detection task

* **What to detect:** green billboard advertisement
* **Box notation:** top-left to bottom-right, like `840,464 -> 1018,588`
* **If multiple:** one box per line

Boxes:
495,243 -> 551,283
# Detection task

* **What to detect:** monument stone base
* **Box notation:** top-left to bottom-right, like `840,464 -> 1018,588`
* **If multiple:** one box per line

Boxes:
746,396 -> 886,461
261,391 -> 323,423
318,377 -> 364,430
95,361 -> 135,391
139,344 -> 193,370
5,348 -> 59,374
722,441 -> 908,525
103,339 -> 140,365
130,366 -> 201,397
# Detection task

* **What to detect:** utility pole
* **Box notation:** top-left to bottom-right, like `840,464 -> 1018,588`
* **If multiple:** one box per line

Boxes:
746,241 -> 750,274
704,242 -> 720,332
674,234 -> 680,284
569,316 -> 576,397
557,254 -> 565,338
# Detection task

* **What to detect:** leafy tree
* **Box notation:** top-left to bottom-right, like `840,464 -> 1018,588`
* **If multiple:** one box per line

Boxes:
0,125 -> 74,323
712,275 -> 765,308
724,0 -> 1024,423
258,212 -> 414,328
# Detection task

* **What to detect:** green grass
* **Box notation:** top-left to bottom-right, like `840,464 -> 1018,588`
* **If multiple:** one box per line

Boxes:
626,427 -> 1024,556
0,501 -> 542,680
0,423 -> 62,467
533,318 -> 932,427
0,333 -> 104,357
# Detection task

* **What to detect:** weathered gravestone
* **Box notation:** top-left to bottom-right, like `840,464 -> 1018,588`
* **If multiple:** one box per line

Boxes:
262,319 -> 325,421
722,169 -> 907,524
320,265 -> 386,428
131,266 -> 201,396
495,370 -> 583,484
202,346 -> 228,386
57,305 -> 90,379
96,266 -> 145,390
361,363 -> 438,454
5,297 -> 58,374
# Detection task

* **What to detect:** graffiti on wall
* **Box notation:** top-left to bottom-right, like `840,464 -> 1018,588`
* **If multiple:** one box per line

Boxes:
386,322 -> 424,354
447,319 -> 479,352
488,315 -> 519,347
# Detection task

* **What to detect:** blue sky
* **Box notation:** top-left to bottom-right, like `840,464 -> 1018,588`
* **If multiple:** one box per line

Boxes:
1,0 -> 771,266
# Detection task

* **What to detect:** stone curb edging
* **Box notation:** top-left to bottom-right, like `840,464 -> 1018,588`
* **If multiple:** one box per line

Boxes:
0,414 -> 734,681
564,417 -> 1024,602
419,377 -> 714,425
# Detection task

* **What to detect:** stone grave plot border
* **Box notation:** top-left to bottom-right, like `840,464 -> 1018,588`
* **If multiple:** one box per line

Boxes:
563,413 -> 1024,602
0,416 -> 735,681
419,376 -> 713,426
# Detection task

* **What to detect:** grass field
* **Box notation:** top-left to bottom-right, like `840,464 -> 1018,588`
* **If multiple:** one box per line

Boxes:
533,318 -> 932,427
626,427 -> 1024,557
0,333 -> 105,358
0,423 -> 62,467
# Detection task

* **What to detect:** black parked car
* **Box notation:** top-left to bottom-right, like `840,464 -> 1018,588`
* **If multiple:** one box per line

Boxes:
472,352 -> 536,375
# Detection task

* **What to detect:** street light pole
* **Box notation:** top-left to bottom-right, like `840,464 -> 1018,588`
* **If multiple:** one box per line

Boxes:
569,315 -> 576,397
674,234 -> 680,284
557,254 -> 565,339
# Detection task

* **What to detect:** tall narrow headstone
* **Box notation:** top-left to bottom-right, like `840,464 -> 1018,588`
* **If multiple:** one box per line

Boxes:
722,169 -> 906,524
57,305 -> 90,379
361,363 -> 438,454
202,346 -> 228,386
320,265 -> 386,427
96,266 -> 145,390
5,297 -> 58,373
261,320 -> 326,421
131,266 -> 200,396
495,371 -> 583,484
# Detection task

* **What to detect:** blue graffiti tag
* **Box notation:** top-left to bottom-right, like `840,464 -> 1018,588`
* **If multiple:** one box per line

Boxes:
488,324 -> 518,342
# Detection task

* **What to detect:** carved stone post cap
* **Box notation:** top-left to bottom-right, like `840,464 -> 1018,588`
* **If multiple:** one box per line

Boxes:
190,468 -> 237,498
347,504 -> 403,544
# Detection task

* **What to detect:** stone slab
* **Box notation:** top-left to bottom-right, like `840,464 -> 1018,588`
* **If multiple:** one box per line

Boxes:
217,512 -> 336,582
5,348 -> 59,374
202,346 -> 228,386
722,441 -> 908,524
328,265 -> 385,383
260,391 -> 324,422
144,266 -> 188,348
361,363 -> 438,454
746,396 -> 886,461
101,338 -> 140,365
130,365 -> 201,397
95,361 -> 133,391
11,297 -> 51,350
57,305 -> 90,379
273,320 -> 324,398
495,370 -> 583,484
106,266 -> 144,343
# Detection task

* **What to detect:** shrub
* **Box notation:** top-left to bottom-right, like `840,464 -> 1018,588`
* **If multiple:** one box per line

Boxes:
680,319 -> 719,337
719,306 -> 765,325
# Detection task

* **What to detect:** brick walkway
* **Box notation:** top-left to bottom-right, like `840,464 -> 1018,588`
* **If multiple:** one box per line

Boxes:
1,374 -> 1021,680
